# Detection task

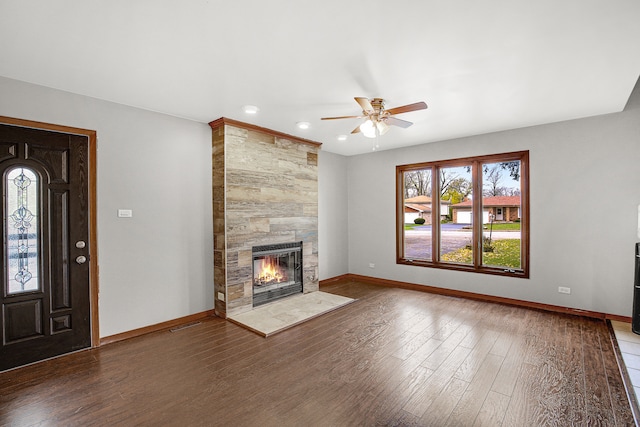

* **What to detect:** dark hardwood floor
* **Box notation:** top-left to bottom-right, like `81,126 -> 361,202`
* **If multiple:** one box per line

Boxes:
0,280 -> 634,426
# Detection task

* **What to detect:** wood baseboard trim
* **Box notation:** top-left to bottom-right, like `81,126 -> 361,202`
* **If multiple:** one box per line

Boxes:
100,310 -> 216,346
101,277 -> 630,346
322,273 -> 629,321
607,314 -> 633,323
319,274 -> 352,287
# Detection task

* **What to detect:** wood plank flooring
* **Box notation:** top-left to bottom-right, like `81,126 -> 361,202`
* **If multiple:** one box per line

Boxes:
0,280 -> 634,426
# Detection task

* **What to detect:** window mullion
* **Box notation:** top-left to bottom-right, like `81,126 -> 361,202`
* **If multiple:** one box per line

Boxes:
472,161 -> 483,268
396,166 -> 405,261
433,166 -> 440,262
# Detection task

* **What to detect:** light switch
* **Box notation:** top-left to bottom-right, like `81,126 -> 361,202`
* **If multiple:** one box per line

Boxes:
118,209 -> 133,218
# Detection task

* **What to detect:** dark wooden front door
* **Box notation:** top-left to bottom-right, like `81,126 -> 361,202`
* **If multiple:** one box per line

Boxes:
0,123 -> 91,371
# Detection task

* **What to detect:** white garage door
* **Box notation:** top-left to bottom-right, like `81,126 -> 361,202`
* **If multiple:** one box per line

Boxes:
456,211 -> 471,224
456,210 -> 490,224
405,212 -> 420,223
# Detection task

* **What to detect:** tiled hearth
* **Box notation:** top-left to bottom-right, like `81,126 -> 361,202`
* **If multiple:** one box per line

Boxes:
228,291 -> 355,337
209,118 -> 321,318
611,320 -> 640,407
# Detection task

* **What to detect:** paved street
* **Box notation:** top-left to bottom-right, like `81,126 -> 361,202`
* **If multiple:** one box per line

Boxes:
403,229 -> 520,260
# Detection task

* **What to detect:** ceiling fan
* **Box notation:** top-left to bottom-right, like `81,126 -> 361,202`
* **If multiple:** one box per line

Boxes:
321,97 -> 428,138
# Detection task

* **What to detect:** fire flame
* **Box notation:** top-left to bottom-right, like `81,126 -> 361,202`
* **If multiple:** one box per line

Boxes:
255,257 -> 286,285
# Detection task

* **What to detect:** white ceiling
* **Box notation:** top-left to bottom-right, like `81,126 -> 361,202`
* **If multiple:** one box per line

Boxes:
1,1 -> 639,156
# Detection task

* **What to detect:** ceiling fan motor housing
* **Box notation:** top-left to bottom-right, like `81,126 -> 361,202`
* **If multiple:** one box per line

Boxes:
370,98 -> 385,111
366,98 -> 388,121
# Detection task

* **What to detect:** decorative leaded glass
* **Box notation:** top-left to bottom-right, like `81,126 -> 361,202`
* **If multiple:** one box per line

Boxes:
5,167 -> 40,294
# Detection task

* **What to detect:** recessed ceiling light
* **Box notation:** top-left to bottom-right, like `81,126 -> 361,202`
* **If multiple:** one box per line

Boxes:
242,105 -> 259,114
337,135 -> 348,141
296,121 -> 310,130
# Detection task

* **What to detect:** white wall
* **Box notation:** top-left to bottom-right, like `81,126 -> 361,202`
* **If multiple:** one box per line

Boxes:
3,72 -> 639,335
0,77 -> 214,337
318,150 -> 349,279
345,78 -> 640,317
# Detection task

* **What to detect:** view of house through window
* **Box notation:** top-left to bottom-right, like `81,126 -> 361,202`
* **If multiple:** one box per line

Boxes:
397,151 -> 528,277
439,165 -> 473,266
402,168 -> 433,260
481,161 -> 522,270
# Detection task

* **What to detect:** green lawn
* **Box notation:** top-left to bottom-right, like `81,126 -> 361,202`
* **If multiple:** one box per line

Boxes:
484,222 -> 521,231
406,222 -> 520,231
441,239 -> 521,268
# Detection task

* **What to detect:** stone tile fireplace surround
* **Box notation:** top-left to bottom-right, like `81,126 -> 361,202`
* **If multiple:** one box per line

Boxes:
209,118 -> 321,318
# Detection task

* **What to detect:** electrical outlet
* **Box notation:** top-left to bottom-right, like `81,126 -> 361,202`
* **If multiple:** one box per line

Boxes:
558,286 -> 571,294
369,263 -> 375,268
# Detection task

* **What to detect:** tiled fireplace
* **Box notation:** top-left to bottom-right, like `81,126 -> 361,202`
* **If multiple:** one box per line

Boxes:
209,118 -> 321,318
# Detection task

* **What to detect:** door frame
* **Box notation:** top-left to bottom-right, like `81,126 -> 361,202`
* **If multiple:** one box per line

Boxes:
0,116 -> 99,348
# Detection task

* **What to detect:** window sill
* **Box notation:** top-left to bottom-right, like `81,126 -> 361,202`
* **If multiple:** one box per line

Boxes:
397,259 -> 529,279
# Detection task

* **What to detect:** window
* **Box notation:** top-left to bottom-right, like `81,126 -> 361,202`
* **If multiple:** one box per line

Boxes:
5,167 -> 40,294
396,151 -> 529,278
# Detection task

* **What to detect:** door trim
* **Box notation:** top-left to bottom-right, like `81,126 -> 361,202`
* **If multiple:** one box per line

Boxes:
0,116 -> 99,348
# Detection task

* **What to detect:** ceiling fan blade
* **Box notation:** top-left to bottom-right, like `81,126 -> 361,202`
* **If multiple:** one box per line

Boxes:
320,115 -> 363,120
351,124 -> 362,134
354,97 -> 374,113
385,101 -> 428,116
385,117 -> 413,128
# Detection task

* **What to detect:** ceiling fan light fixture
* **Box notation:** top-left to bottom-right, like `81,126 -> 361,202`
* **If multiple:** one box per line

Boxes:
376,121 -> 390,135
337,134 -> 348,141
360,119 -> 377,138
296,121 -> 310,130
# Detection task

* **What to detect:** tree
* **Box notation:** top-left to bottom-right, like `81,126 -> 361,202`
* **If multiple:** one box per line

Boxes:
496,161 -> 520,181
467,161 -> 521,181
439,169 -> 459,197
503,187 -> 521,197
441,177 -> 472,204
483,165 -> 503,196
404,170 -> 431,198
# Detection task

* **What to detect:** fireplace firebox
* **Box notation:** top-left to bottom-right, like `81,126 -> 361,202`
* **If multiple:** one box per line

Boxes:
252,242 -> 303,307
